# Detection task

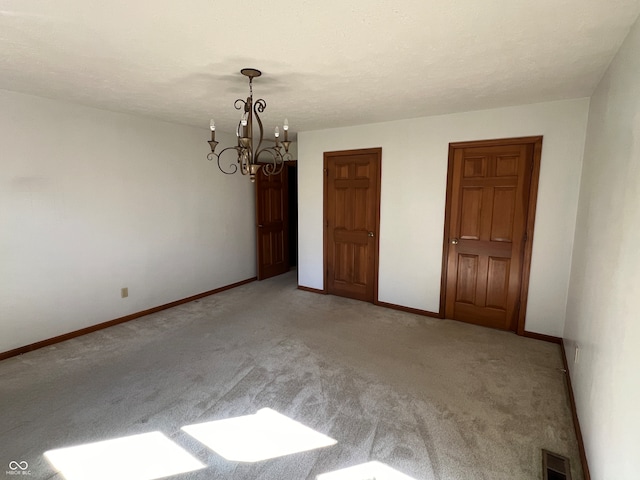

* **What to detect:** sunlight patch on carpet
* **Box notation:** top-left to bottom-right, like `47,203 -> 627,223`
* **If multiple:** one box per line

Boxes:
317,461 -> 418,480
44,431 -> 205,480
182,407 -> 337,462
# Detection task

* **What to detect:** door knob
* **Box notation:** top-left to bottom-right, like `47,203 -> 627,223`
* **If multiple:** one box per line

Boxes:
451,238 -> 459,245
368,231 -> 375,237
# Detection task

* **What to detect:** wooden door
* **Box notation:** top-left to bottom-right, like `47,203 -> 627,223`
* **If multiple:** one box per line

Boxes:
324,148 -> 381,302
443,138 -> 541,331
256,166 -> 288,280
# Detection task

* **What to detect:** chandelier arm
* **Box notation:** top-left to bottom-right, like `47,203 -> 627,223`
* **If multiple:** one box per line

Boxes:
257,147 -> 285,176
255,145 -> 282,162
234,99 -> 248,147
208,146 -> 244,175
263,161 -> 284,176
253,99 -> 267,156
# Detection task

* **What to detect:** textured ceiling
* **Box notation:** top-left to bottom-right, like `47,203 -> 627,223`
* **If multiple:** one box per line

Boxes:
1,0 -> 639,136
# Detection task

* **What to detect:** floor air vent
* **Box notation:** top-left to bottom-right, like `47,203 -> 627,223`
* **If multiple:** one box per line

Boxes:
542,449 -> 572,480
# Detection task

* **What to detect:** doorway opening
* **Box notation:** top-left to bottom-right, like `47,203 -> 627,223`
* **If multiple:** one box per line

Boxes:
287,162 -> 298,268
255,161 -> 298,280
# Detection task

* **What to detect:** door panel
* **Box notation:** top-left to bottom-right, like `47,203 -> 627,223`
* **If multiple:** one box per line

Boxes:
324,149 -> 381,302
444,141 -> 535,331
456,254 -> 478,303
256,166 -> 288,280
460,187 -> 483,239
491,187 -> 516,241
486,256 -> 510,308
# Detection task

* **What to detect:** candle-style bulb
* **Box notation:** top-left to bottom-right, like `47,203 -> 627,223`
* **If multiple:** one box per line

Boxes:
241,112 -> 248,127
283,118 -> 289,131
209,119 -> 215,131
274,126 -> 280,138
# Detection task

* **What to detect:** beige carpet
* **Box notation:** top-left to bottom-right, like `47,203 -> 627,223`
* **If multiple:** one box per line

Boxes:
0,271 -> 582,479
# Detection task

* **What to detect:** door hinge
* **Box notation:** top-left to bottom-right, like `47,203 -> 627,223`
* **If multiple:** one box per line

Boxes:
324,168 -> 329,176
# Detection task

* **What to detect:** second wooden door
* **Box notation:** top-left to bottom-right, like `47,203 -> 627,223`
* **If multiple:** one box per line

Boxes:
324,148 -> 381,302
443,138 -> 540,331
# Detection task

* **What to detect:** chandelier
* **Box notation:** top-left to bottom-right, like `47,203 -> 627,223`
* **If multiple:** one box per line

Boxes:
207,68 -> 291,182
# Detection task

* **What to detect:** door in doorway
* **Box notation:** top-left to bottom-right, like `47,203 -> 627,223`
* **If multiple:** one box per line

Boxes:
255,165 -> 289,280
442,137 -> 541,331
324,148 -> 381,302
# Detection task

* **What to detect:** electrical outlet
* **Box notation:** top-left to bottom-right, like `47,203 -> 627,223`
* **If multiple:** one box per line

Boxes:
574,345 -> 580,364
121,287 -> 128,298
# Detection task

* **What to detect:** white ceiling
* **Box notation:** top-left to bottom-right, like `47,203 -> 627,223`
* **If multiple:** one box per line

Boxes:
1,0 -> 639,135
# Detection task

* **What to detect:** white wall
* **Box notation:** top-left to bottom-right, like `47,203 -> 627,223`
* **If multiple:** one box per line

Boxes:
0,90 -> 256,353
299,98 -> 589,336
564,16 -> 640,480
